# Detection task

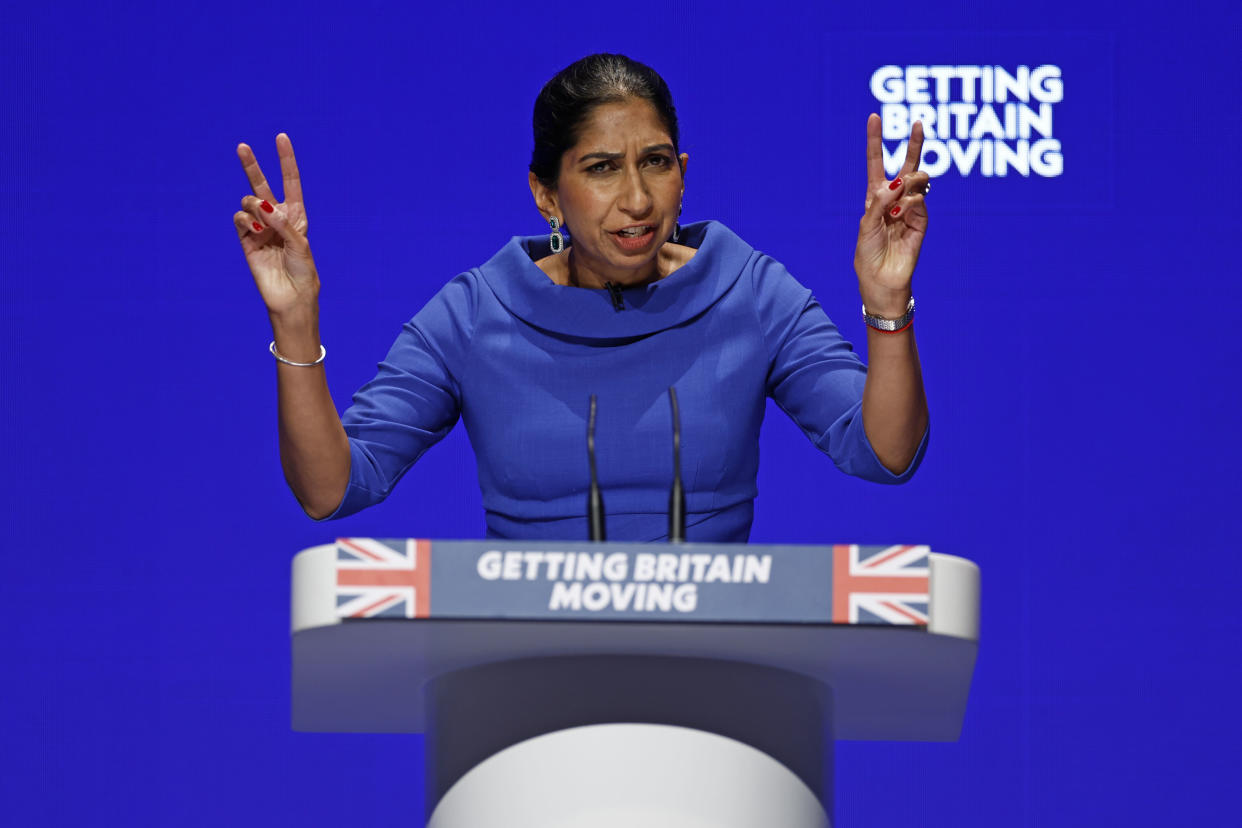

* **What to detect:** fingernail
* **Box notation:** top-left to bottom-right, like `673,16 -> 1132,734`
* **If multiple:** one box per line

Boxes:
260,200 -> 274,213
888,178 -> 903,191
890,206 -> 901,216
252,221 -> 263,231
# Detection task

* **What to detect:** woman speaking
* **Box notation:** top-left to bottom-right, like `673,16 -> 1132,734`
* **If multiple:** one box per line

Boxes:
233,53 -> 930,542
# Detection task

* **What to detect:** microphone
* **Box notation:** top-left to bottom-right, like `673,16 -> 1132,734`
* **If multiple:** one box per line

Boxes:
668,386 -> 686,543
603,281 -> 625,311
587,394 -> 606,541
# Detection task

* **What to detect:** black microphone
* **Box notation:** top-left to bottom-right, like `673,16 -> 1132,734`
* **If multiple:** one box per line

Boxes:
668,386 -> 686,543
587,394 -> 606,541
603,281 -> 625,312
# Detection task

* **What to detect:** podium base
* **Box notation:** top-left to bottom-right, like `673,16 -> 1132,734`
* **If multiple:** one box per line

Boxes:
428,722 -> 830,828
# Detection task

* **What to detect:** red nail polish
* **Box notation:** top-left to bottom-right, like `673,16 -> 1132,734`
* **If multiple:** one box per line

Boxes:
253,221 -> 263,231
888,178 -> 902,190
260,200 -> 274,213
890,206 -> 901,216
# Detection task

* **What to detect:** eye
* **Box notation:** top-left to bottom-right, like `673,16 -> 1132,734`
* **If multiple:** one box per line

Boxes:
646,154 -> 671,167
587,161 -> 614,174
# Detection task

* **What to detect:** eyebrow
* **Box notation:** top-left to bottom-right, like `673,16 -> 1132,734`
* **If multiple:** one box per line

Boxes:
578,143 -> 676,163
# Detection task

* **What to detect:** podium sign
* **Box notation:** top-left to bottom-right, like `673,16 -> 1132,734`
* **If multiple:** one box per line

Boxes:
305,538 -> 938,626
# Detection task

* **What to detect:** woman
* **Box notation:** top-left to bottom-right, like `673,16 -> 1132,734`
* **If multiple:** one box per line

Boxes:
233,54 -> 929,542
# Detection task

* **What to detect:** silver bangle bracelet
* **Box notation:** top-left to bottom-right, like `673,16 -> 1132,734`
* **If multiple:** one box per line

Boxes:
862,296 -> 915,332
269,340 -> 326,367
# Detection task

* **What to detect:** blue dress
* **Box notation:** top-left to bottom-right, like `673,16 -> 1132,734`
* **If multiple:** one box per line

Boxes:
325,220 -> 926,541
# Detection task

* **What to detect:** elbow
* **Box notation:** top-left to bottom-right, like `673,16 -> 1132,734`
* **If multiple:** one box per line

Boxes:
281,444 -> 352,521
301,500 -> 340,521
875,443 -> 921,477
859,415 -> 929,483
880,420 -> 929,482
288,477 -> 349,521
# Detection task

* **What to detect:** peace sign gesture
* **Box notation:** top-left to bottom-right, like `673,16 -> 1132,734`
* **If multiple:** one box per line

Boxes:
853,114 -> 930,317
233,133 -> 318,320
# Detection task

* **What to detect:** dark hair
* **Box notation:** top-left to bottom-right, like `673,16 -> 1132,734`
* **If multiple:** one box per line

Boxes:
530,54 -> 680,187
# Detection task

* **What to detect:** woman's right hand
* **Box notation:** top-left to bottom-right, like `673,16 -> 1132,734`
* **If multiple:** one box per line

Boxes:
233,133 -> 318,320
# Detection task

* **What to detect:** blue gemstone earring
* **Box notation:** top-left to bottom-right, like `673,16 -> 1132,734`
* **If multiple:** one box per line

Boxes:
549,216 -> 564,254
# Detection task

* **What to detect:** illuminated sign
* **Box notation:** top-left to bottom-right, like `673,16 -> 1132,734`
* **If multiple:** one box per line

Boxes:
871,64 -> 1064,178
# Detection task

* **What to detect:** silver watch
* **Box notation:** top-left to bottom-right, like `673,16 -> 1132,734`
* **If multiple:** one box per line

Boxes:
862,296 -> 915,332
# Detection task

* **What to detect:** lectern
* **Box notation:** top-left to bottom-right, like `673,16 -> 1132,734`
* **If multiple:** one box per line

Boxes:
292,539 -> 979,827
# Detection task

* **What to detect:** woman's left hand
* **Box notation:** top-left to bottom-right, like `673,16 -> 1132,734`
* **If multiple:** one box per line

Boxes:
854,114 -> 930,317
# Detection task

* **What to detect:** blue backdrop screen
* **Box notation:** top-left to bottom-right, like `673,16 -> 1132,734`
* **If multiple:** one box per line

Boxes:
3,2 -> 1239,824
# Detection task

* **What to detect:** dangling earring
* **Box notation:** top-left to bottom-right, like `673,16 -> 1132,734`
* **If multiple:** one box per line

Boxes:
549,216 -> 564,254
672,201 -> 683,243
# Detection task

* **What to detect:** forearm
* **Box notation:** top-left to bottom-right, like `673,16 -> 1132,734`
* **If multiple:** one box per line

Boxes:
861,323 -> 928,474
852,113 -> 930,474
271,306 -> 351,519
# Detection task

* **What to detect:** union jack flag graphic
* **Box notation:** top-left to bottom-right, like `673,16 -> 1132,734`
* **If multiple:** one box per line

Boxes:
334,538 -> 431,619
832,544 -> 929,625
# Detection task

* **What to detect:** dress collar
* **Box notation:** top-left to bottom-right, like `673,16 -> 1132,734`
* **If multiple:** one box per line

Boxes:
476,221 -> 754,339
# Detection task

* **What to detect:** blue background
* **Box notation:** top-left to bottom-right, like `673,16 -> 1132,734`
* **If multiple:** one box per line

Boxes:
3,1 -> 1239,825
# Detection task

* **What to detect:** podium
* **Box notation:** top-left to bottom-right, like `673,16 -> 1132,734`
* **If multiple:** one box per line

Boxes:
292,539 -> 979,827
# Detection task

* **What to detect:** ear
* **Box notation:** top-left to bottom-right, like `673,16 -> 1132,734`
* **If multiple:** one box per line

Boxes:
528,171 -> 560,222
678,152 -> 689,185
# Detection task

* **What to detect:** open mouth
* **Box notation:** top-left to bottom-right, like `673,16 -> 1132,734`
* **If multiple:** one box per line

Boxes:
611,225 -> 657,252
615,225 -> 655,238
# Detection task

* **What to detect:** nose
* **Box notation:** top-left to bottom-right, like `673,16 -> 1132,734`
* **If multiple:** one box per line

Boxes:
617,165 -> 653,216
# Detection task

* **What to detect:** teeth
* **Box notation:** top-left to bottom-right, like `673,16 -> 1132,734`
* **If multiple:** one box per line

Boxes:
618,227 -> 649,237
